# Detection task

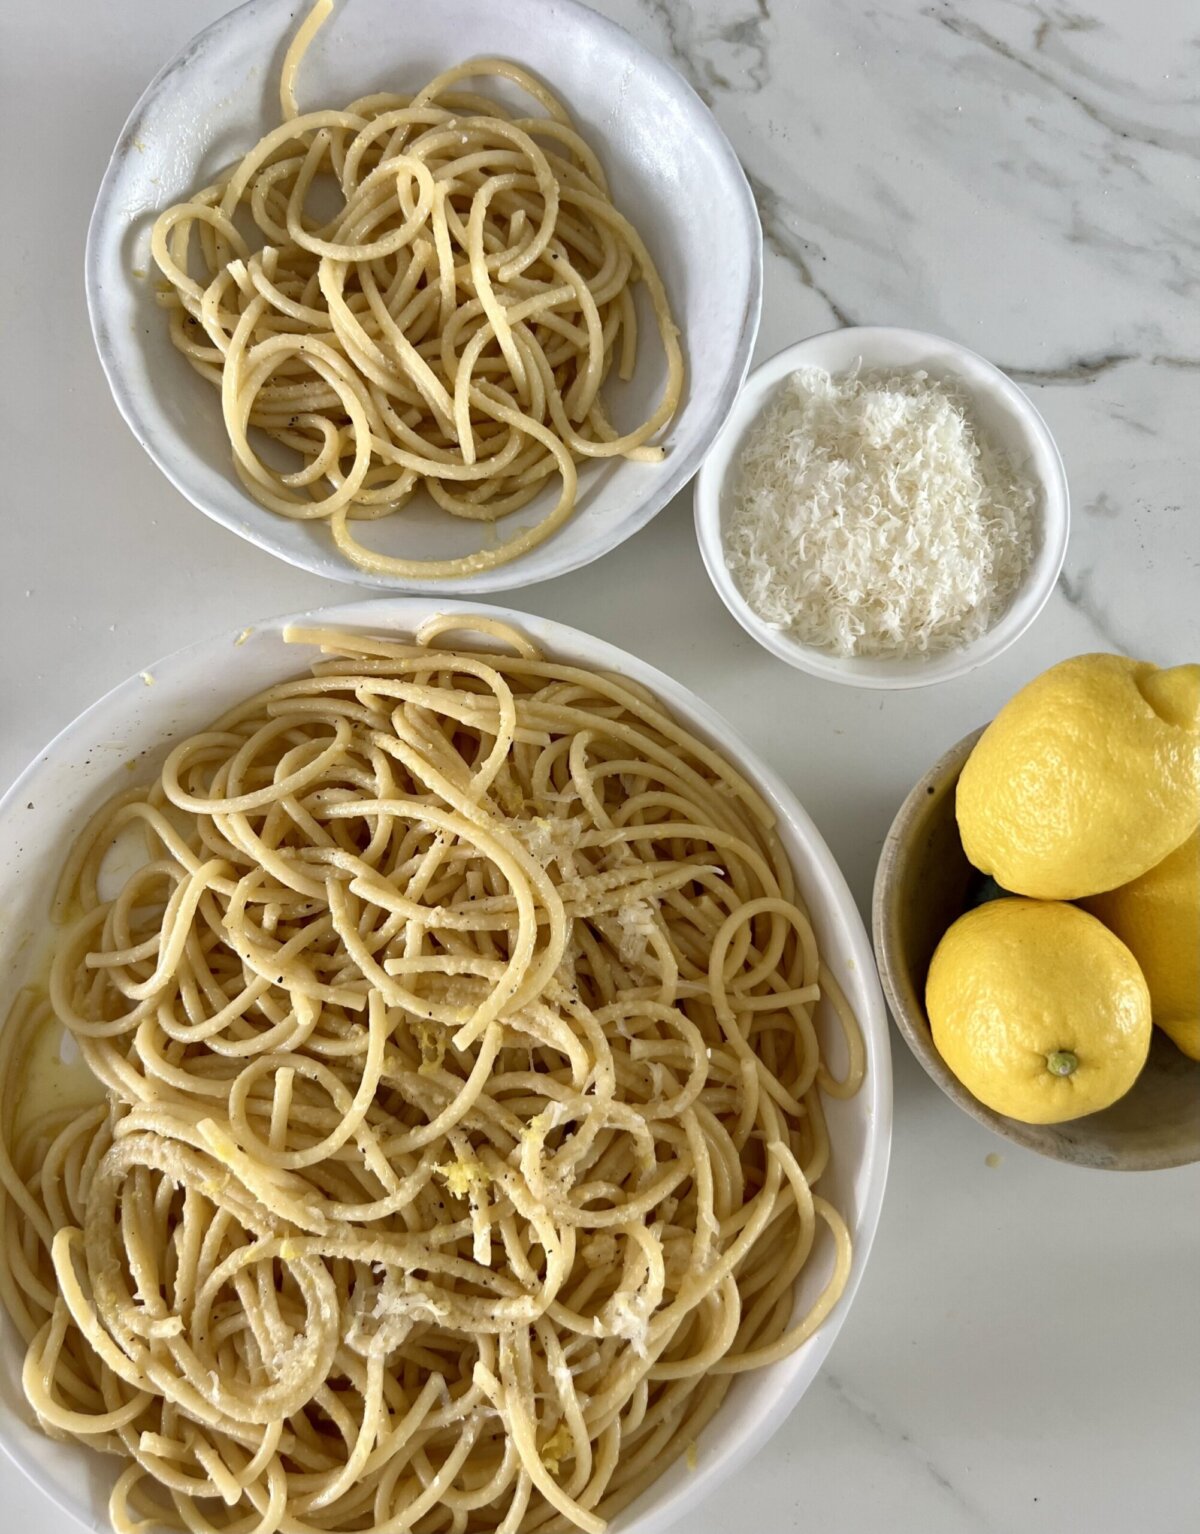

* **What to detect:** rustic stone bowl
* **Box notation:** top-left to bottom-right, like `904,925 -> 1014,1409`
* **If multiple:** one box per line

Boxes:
872,727 -> 1200,1170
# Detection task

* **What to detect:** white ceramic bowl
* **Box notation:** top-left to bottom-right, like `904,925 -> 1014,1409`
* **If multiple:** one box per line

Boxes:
693,327 -> 1070,689
85,0 -> 762,595
0,599 -> 891,1534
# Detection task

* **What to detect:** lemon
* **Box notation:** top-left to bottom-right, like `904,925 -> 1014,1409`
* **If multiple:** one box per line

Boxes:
926,898 -> 1152,1124
956,654 -> 1200,900
1081,830 -> 1200,1061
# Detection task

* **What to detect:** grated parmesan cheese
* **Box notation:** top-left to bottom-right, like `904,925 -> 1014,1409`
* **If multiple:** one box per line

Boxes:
607,1294 -> 652,1358
515,813 -> 584,866
723,366 -> 1035,657
616,899 -> 657,965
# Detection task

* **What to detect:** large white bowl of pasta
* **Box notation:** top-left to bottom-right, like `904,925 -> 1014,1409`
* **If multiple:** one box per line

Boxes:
85,0 -> 761,591
0,600 -> 889,1534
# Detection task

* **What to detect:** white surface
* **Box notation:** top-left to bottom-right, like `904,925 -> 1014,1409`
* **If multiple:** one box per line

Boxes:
1,2 -> 1198,1533
0,598 -> 890,1534
693,328 -> 1069,688
87,0 -> 761,592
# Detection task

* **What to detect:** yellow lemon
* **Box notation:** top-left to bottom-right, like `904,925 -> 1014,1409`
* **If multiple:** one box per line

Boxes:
926,898 -> 1152,1124
956,654 -> 1200,900
1081,830 -> 1200,1061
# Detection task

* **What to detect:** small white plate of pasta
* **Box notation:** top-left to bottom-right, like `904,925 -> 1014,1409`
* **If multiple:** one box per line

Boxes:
85,0 -> 761,591
0,600 -> 889,1534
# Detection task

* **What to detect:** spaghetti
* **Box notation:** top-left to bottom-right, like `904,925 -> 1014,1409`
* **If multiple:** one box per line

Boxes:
0,618 -> 862,1534
150,0 -> 683,579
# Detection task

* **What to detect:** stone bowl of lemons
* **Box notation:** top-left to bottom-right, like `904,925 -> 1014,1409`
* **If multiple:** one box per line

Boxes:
873,654 -> 1200,1170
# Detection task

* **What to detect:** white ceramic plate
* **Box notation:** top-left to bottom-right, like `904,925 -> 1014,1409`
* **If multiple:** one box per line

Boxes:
85,0 -> 762,594
694,327 -> 1071,689
0,599 -> 890,1534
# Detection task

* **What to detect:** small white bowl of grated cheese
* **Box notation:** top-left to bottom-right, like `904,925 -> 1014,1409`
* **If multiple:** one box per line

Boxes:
693,327 -> 1069,688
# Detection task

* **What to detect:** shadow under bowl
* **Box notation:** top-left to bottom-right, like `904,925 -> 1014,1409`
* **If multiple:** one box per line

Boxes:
872,727 -> 1200,1170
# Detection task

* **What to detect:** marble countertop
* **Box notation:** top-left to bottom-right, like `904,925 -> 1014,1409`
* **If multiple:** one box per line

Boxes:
1,1 -> 1197,1530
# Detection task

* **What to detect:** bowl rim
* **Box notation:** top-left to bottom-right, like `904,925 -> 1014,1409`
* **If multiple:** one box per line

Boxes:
871,724 -> 1200,1171
692,325 -> 1071,690
0,596 -> 892,1534
83,0 -> 763,596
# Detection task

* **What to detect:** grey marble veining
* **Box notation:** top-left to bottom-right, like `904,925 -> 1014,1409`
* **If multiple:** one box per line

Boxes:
625,0 -> 1200,666
635,0 -> 1199,359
